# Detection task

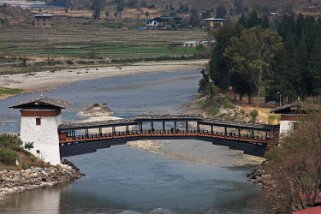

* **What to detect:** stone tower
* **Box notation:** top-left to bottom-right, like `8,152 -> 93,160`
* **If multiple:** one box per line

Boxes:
10,97 -> 68,165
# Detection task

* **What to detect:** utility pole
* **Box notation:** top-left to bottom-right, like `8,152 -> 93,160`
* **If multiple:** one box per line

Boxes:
277,91 -> 282,107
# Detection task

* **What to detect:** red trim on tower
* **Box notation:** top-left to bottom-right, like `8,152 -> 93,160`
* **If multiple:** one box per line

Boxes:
281,114 -> 304,121
20,110 -> 61,117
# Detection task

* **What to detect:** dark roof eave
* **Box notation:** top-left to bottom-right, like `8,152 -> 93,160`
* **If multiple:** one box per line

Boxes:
10,97 -> 69,109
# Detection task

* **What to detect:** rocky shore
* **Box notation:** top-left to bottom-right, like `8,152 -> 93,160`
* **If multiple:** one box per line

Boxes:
0,160 -> 83,200
247,166 -> 272,189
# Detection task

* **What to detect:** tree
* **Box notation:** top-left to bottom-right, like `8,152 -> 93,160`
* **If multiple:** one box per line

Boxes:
116,0 -> 125,12
234,0 -> 244,14
202,10 -> 211,19
261,112 -> 321,213
189,8 -> 200,27
308,37 -> 321,98
209,26 -> 236,91
249,109 -> 258,123
216,4 -> 227,18
225,26 -> 283,106
91,0 -> 105,19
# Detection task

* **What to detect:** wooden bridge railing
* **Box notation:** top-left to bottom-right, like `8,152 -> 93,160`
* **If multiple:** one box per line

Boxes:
59,129 -> 274,145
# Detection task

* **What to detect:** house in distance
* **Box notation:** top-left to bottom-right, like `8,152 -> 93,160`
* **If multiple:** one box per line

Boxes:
204,18 -> 225,31
34,14 -> 53,27
146,16 -> 182,30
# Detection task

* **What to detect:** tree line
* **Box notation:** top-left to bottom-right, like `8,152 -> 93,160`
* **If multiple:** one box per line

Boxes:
209,12 -> 321,105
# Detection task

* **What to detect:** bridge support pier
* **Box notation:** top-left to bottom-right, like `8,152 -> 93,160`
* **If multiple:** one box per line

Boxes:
162,121 -> 165,132
151,121 -> 154,131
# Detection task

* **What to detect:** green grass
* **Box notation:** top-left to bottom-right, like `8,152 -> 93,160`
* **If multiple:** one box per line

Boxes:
0,88 -> 23,95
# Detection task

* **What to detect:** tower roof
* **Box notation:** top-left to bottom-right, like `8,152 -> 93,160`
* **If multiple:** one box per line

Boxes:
10,97 -> 69,109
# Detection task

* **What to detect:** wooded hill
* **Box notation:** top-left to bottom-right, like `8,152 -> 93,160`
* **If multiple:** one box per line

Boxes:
0,4 -> 32,25
44,0 -> 313,15
209,11 -> 321,105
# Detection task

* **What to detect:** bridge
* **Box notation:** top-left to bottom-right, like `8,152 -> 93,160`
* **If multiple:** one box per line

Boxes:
58,115 -> 279,158
10,97 -> 281,165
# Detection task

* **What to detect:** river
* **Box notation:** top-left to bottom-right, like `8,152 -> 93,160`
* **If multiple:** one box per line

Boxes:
0,70 -> 260,214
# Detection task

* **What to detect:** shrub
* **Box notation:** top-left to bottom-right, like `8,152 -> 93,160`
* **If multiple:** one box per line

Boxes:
249,109 -> 259,124
223,98 -> 233,109
268,114 -> 280,125
24,142 -> 34,150
66,59 -> 74,65
209,84 -> 219,97
0,134 -> 23,149
0,148 -> 17,165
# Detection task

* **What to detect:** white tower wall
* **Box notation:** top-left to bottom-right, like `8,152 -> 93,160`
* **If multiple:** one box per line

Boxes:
279,120 -> 294,137
20,110 -> 62,165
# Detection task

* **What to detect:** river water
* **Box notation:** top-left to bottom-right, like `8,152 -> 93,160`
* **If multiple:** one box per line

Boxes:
0,70 -> 260,214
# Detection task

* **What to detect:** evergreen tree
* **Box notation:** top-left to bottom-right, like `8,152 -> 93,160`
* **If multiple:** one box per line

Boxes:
216,5 -> 227,18
248,11 -> 262,28
189,8 -> 200,27
209,26 -> 240,91
308,37 -> 321,97
296,35 -> 309,99
91,0 -> 105,19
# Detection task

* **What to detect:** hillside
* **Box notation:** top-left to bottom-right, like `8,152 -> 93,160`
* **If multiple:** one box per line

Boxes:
0,3 -> 32,25
43,0 -> 312,14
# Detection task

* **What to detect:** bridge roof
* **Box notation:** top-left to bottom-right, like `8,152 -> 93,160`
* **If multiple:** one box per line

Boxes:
58,115 -> 278,132
59,119 -> 138,130
200,119 -> 279,131
134,114 -> 203,121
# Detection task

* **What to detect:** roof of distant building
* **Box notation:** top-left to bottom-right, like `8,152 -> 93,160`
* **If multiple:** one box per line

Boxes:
34,14 -> 53,18
204,18 -> 225,21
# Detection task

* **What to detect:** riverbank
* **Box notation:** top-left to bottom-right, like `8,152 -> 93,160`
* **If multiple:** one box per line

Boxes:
0,60 -> 207,100
0,160 -> 82,201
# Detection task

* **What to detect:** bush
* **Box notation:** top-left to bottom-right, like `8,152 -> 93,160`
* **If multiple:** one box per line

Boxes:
24,142 -> 34,150
249,109 -> 259,123
0,148 -> 17,165
268,114 -> 280,125
0,134 -> 23,149
66,59 -> 74,65
223,98 -> 233,109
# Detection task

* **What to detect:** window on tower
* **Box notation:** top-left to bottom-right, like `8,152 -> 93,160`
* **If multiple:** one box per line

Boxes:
36,118 -> 41,126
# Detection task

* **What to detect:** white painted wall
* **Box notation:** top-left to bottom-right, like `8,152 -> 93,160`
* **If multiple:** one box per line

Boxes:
279,120 -> 294,138
20,111 -> 62,165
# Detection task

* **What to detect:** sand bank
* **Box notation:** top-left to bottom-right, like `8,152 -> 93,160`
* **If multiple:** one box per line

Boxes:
0,60 -> 207,100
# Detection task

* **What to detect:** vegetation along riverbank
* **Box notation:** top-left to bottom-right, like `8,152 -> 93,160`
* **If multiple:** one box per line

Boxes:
195,10 -> 321,213
0,135 -> 82,200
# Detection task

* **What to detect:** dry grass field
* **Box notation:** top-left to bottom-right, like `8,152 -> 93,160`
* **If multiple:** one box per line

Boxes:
0,22 -> 207,60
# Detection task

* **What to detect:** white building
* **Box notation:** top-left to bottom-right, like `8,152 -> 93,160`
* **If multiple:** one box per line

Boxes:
183,40 -> 199,47
10,97 -> 68,165
270,102 -> 305,138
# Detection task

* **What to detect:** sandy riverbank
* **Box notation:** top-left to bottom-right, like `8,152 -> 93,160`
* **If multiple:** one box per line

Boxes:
0,60 -> 207,100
